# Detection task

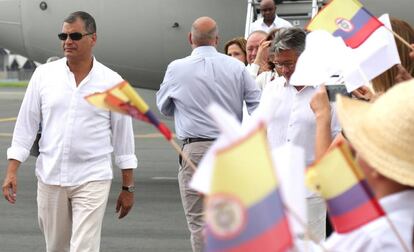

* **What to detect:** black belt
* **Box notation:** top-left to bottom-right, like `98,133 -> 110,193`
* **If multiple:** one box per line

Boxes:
183,137 -> 216,145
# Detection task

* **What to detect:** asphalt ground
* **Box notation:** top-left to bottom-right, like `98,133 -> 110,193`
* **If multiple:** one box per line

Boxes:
0,87 -> 192,252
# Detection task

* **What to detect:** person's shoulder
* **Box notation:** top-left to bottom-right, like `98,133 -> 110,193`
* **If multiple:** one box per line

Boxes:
166,55 -> 194,70
94,58 -> 123,80
275,16 -> 293,27
252,17 -> 263,25
219,54 -> 247,72
35,57 -> 65,72
250,18 -> 263,32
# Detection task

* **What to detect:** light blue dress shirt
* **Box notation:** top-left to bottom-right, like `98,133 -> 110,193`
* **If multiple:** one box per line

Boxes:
156,46 -> 261,140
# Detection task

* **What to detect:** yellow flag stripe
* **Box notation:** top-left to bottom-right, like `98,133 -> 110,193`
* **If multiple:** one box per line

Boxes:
85,92 -> 111,110
120,82 -> 150,113
307,0 -> 362,33
211,125 -> 278,206
306,143 -> 363,199
109,85 -> 130,103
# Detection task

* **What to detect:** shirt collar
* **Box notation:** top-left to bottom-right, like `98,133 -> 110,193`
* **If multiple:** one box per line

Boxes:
63,56 -> 97,87
283,77 -> 316,90
191,46 -> 218,56
379,190 -> 414,213
260,15 -> 280,27
63,56 -> 97,74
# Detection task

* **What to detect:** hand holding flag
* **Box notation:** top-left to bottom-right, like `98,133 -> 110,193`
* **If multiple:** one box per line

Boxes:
306,141 -> 385,233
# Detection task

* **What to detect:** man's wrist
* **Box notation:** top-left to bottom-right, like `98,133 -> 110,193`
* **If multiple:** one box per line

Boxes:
122,185 -> 135,193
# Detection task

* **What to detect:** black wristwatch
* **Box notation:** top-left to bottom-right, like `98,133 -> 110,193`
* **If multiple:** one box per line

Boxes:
122,185 -> 135,193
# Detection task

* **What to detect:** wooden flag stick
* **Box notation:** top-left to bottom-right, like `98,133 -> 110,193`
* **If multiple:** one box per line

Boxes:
283,203 -> 329,252
384,25 -> 414,51
169,139 -> 198,171
385,215 -> 410,252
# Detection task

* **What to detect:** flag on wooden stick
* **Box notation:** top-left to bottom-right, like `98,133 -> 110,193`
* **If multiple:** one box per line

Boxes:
85,81 -> 172,140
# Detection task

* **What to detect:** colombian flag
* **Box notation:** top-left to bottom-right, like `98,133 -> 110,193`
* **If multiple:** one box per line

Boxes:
306,0 -> 383,48
306,141 -> 385,233
85,81 -> 172,140
205,123 -> 292,252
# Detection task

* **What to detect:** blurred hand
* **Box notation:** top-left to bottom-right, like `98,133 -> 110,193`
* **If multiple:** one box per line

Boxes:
254,40 -> 272,72
351,86 -> 374,101
116,190 -> 134,219
409,44 -> 414,60
2,160 -> 20,204
395,64 -> 413,83
2,172 -> 17,204
310,85 -> 331,120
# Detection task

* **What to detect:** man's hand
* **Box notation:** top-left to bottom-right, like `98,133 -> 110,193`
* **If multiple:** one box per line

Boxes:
116,190 -> 134,219
254,40 -> 272,72
395,64 -> 413,83
351,86 -> 374,101
2,160 -> 20,204
310,85 -> 331,121
117,168 -> 134,219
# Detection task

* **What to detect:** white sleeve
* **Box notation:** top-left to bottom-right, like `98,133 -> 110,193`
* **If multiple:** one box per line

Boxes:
111,112 -> 138,169
7,68 -> 42,162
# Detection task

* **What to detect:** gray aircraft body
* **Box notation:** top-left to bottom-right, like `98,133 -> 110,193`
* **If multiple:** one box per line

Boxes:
0,0 -> 412,89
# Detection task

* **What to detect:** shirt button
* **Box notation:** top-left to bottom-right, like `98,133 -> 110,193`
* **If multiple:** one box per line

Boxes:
287,139 -> 290,142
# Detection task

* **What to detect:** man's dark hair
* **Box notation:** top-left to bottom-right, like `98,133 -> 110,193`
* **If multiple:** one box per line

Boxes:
64,11 -> 96,33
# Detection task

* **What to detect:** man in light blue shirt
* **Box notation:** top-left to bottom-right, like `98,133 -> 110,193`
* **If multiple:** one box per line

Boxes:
156,16 -> 260,252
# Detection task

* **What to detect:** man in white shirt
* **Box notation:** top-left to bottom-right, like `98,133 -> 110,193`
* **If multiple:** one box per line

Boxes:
246,30 -> 270,79
2,11 -> 137,252
156,16 -> 261,252
250,0 -> 292,34
264,27 -> 341,241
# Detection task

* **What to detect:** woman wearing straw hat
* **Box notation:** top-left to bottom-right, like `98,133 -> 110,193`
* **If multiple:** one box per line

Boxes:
316,80 -> 414,251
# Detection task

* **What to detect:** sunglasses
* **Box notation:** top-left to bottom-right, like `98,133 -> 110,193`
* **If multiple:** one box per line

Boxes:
58,32 -> 94,41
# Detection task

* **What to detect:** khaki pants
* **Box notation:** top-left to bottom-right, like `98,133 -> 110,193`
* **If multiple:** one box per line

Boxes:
178,141 -> 213,252
37,180 -> 111,252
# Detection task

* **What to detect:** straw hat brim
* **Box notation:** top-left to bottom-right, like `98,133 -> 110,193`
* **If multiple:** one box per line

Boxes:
336,93 -> 414,187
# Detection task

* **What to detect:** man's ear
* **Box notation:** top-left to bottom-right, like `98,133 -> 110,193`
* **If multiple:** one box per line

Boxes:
91,33 -> 97,47
188,32 -> 193,46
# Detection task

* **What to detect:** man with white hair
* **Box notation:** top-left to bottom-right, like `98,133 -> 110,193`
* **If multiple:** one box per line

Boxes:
265,27 -> 341,241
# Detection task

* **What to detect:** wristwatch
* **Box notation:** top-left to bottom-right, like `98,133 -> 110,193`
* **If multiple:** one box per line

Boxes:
122,185 -> 135,193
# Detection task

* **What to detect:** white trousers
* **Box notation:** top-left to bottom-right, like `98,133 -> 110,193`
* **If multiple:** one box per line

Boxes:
37,180 -> 111,252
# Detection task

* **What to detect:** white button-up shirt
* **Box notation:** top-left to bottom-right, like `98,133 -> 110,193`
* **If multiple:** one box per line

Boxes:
7,58 -> 137,186
323,190 -> 414,251
264,79 -> 341,166
250,15 -> 293,34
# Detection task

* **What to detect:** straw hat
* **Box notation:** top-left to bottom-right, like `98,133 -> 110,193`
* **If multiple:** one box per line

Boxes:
336,79 -> 414,187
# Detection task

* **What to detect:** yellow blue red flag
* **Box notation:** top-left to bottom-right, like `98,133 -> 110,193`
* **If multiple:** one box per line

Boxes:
306,0 -> 383,48
85,81 -> 172,140
205,123 -> 292,252
306,141 -> 385,233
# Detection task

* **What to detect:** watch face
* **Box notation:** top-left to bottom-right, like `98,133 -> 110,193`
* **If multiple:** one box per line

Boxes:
123,186 -> 135,192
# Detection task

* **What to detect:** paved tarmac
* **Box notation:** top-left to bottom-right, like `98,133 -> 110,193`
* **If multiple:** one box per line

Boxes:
0,86 -> 192,252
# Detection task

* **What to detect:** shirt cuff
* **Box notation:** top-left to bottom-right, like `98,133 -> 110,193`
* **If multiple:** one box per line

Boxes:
7,146 -> 30,163
115,154 -> 138,169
